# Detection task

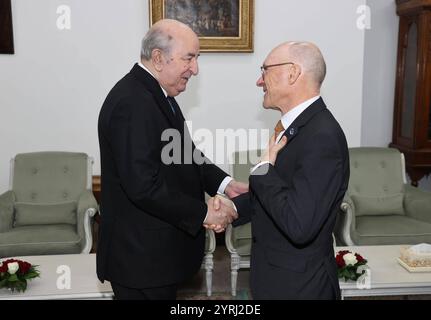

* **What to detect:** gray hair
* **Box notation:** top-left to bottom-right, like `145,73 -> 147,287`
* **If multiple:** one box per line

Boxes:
141,27 -> 174,60
288,42 -> 326,87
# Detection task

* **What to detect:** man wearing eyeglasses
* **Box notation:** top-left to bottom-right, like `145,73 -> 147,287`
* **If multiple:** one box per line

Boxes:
228,41 -> 350,299
97,19 -> 247,300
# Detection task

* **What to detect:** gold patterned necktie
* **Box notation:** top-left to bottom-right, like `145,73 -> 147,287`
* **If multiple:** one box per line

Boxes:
274,120 -> 285,138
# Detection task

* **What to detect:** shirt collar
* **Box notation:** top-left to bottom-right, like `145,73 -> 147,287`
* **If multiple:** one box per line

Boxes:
138,62 -> 168,97
281,96 -> 320,130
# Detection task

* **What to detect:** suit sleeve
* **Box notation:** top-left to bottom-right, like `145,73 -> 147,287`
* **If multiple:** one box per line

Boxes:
232,192 -> 253,226
249,132 -> 343,245
108,97 -> 207,237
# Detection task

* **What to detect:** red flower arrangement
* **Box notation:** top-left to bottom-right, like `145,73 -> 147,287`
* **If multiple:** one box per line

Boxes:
336,250 -> 368,281
0,259 -> 40,292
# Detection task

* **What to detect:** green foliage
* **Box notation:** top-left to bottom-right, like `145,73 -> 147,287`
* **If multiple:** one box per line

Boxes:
337,260 -> 368,281
0,262 -> 40,293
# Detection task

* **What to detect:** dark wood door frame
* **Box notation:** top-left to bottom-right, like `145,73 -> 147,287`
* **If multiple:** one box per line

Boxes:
0,0 -> 14,54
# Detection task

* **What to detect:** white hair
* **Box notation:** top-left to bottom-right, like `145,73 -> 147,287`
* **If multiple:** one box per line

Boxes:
141,27 -> 174,60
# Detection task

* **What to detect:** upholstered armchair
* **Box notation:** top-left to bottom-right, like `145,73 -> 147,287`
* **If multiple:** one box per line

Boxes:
0,152 -> 98,258
335,147 -> 431,246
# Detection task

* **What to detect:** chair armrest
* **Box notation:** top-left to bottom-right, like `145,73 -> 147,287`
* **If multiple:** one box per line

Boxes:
0,191 -> 15,233
77,190 -> 98,253
336,194 -> 356,246
225,224 -> 237,254
205,229 -> 216,254
404,184 -> 431,224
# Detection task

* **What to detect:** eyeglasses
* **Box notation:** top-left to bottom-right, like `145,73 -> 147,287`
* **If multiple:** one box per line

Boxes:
260,62 -> 295,75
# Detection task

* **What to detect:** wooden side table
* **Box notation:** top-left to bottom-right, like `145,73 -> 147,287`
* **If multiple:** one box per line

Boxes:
92,175 -> 101,204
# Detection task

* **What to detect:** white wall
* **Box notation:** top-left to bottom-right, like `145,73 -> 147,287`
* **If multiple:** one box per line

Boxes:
361,0 -> 398,147
0,0 -> 366,192
0,0 -> 147,190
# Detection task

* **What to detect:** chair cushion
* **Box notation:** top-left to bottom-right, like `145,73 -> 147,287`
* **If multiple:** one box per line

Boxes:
233,223 -> 252,240
13,152 -> 88,203
14,201 -> 77,227
234,239 -> 252,256
233,223 -> 252,256
352,215 -> 431,245
352,193 -> 404,216
0,224 -> 82,258
348,148 -> 405,196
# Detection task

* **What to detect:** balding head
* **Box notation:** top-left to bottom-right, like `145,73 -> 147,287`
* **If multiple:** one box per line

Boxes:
257,41 -> 326,113
141,19 -> 198,60
272,41 -> 326,89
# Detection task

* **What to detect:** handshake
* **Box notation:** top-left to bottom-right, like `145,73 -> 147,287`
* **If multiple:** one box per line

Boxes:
203,180 -> 248,233
204,195 -> 238,233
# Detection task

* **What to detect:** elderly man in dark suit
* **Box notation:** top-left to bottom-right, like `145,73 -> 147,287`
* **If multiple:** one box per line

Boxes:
96,19 -> 247,300
217,41 -> 349,299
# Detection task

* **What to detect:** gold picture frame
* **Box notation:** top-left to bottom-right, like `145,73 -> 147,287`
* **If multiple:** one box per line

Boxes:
150,0 -> 254,52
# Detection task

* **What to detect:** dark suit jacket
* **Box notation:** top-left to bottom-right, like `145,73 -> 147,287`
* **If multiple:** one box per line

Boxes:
96,64 -> 228,289
233,98 -> 349,299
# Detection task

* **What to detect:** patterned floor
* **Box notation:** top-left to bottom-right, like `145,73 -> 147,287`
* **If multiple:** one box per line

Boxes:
177,246 -> 251,300
177,290 -> 250,300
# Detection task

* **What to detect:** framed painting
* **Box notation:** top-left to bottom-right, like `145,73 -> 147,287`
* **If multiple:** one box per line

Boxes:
0,0 -> 14,54
150,0 -> 254,52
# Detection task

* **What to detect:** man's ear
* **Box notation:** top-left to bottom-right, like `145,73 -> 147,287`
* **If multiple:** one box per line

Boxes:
288,65 -> 302,85
152,49 -> 164,72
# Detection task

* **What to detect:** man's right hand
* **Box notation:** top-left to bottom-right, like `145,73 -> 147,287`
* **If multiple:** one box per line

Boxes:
204,195 -> 238,233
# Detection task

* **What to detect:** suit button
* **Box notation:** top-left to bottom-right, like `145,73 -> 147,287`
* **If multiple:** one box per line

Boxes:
252,236 -> 257,243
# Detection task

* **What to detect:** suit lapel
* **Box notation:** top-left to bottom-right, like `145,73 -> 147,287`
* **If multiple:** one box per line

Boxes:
282,97 -> 327,146
167,96 -> 186,133
129,64 -> 201,174
129,64 -> 180,130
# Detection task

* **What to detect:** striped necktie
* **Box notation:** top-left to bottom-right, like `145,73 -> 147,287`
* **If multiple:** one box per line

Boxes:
274,120 -> 285,137
166,96 -> 176,115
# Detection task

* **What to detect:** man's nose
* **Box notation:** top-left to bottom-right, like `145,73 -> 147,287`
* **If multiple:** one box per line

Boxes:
256,75 -> 264,87
190,59 -> 199,75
